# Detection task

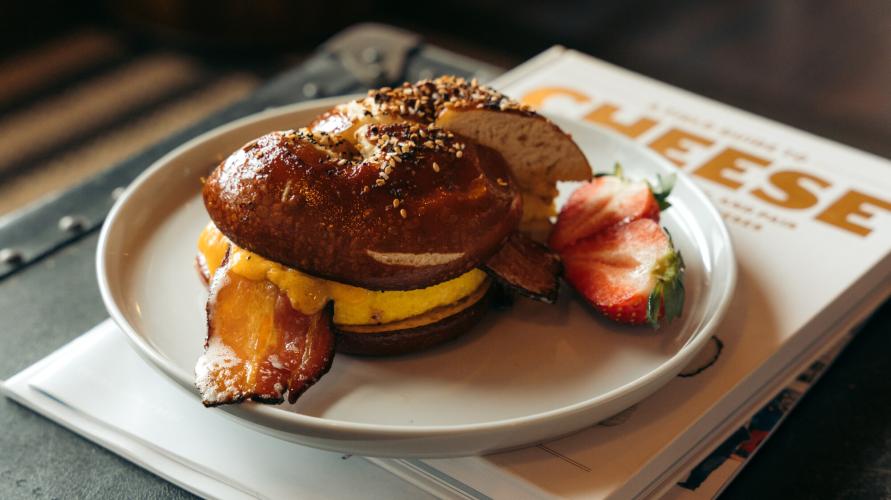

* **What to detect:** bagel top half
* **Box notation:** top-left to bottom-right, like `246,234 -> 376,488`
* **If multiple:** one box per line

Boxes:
202,77 -> 590,291
314,76 -> 592,240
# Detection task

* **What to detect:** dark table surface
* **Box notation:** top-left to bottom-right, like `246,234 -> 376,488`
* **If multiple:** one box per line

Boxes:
1,1 -> 890,498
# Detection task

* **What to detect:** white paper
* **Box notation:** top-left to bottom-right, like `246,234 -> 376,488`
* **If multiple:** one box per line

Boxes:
2,320 -> 432,500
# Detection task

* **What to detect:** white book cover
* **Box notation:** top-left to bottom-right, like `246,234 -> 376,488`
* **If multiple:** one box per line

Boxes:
1,320 -> 435,500
374,47 -> 891,499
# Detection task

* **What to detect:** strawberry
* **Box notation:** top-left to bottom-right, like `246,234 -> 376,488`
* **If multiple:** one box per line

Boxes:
549,165 -> 673,252
562,218 -> 684,327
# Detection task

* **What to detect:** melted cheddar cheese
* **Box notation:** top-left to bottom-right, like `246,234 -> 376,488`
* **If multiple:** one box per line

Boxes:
198,223 -> 488,326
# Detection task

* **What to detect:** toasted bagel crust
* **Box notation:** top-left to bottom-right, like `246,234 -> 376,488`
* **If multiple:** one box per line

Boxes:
204,128 -> 521,290
309,76 -> 537,136
310,76 -> 591,240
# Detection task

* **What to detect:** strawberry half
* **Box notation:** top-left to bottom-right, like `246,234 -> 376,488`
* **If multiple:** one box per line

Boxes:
562,218 -> 684,327
549,165 -> 673,252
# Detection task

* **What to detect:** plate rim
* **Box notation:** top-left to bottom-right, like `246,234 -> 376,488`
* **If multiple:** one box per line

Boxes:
97,96 -> 737,439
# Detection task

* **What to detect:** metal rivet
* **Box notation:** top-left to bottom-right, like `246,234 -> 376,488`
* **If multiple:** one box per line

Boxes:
302,82 -> 319,98
59,215 -> 88,233
111,187 -> 126,200
0,248 -> 24,265
361,47 -> 382,64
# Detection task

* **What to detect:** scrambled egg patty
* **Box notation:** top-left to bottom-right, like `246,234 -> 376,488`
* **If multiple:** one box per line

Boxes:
199,223 -> 488,326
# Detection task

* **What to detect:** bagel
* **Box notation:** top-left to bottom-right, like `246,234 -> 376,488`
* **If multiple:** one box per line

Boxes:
312,76 -> 592,241
194,77 -> 591,407
203,126 -> 521,291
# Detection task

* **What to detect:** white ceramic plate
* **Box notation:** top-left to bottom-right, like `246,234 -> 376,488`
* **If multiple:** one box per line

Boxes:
97,96 -> 735,458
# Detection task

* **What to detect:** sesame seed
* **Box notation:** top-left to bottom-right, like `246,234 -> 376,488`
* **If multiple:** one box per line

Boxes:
400,208 -> 407,218
455,150 -> 463,158
432,162 -> 440,172
376,179 -> 386,186
337,158 -> 348,166
384,166 -> 393,175
392,198 -> 400,208
497,178 -> 508,186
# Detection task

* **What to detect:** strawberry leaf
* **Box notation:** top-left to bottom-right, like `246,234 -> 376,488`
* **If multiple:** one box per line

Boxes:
660,235 -> 685,325
663,268 -> 685,324
649,174 -> 676,211
646,229 -> 685,328
593,162 -> 625,179
646,281 -> 663,328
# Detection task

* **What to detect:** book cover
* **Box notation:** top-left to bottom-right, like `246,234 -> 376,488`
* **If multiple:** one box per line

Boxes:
373,47 -> 891,499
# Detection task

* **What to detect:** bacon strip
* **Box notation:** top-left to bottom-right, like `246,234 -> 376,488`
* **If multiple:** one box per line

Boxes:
196,257 -> 335,407
484,232 -> 562,304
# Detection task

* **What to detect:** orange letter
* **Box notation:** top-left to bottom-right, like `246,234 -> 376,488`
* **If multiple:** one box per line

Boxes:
521,86 -> 589,108
693,147 -> 770,190
649,128 -> 714,167
816,190 -> 891,237
584,103 -> 658,139
751,170 -> 831,209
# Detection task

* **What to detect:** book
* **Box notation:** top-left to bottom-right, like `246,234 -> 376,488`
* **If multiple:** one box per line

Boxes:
371,46 -> 891,499
2,287 -> 884,500
1,320 -> 435,500
657,278 -> 888,499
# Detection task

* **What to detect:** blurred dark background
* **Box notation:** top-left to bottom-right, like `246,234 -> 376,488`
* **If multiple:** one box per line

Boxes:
2,0 -> 890,216
2,0 -> 889,151
1,0 -> 889,216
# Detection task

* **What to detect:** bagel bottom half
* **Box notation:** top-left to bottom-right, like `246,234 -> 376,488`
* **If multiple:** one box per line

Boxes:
334,280 -> 493,356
